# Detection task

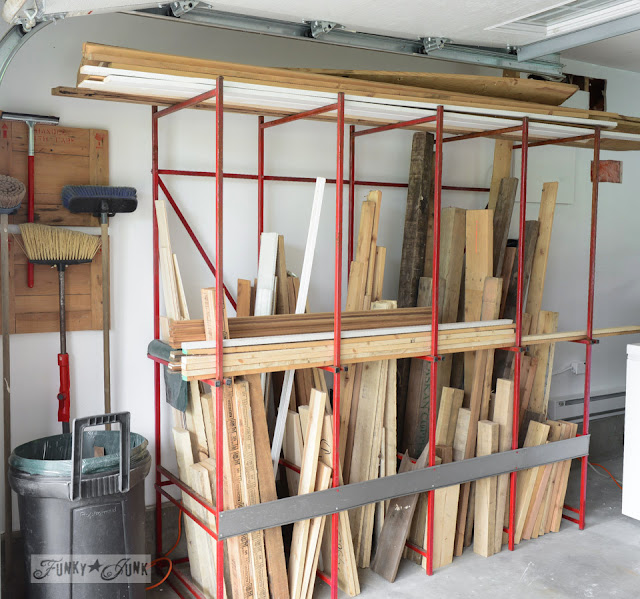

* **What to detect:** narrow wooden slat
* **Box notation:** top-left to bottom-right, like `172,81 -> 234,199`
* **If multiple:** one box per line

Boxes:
239,374 -> 289,599
289,389 -> 326,599
492,177 -> 518,277
464,210 -> 493,398
492,379 -> 514,554
526,182 -> 558,334
528,311 -> 559,415
370,446 -> 429,582
514,421 -> 551,544
474,421 -> 500,557
397,132 -> 435,449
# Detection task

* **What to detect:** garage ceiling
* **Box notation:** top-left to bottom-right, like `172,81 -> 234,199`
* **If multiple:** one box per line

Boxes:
3,0 -> 640,72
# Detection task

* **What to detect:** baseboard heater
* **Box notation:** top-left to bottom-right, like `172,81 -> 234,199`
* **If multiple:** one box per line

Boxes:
548,389 -> 625,423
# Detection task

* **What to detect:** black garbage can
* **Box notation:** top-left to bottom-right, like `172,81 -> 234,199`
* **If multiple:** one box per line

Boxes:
9,413 -> 151,599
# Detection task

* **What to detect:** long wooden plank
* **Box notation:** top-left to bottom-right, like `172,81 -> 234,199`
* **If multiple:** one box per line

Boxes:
488,141 -> 514,212
221,386 -> 255,599
455,277 -> 502,556
172,427 -> 207,593
397,131 -> 435,448
271,178 -> 326,472
315,415 -> 360,596
464,210 -> 493,397
286,69 -> 578,105
300,462 -> 333,599
403,277 -> 434,457
526,182 -> 558,333
474,421 -> 500,557
365,191 -> 382,297
514,421 -> 551,544
237,374 -> 289,599
528,311 -> 559,415
492,379 -> 514,554
370,446 -> 429,582
492,178 -> 518,277
289,389 -> 326,599
233,381 -> 269,599
550,421 -> 579,532
189,462 -> 228,599
524,420 -> 563,540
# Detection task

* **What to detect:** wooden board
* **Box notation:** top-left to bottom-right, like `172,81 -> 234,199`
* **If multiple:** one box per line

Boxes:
289,389 -> 326,599
455,278 -> 502,556
488,141 -> 514,212
286,69 -> 579,106
397,132 -> 434,448
492,178 -> 518,277
514,421 -> 550,544
0,234 -> 105,334
474,421 -> 500,557
370,447 -> 429,582
464,210 -> 493,397
528,311 -> 559,415
221,386 -> 255,599
317,415 -> 360,597
403,277 -> 434,457
0,120 -> 108,227
492,378 -> 514,554
550,421 -> 579,532
525,182 -> 558,333
233,381 -> 269,599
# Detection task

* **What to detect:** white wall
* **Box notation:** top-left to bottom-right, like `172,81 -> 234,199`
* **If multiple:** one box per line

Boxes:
0,12 -> 638,529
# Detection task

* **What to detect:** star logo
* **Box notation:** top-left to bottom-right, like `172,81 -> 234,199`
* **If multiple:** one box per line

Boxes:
88,559 -> 102,573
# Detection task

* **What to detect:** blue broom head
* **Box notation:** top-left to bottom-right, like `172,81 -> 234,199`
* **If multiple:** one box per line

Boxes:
61,185 -> 137,216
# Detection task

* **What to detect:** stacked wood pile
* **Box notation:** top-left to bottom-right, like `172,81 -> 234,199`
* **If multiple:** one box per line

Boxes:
151,125 -> 637,597
370,132 -> 577,579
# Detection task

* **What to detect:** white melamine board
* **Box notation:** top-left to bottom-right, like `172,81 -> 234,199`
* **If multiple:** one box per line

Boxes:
271,178 -> 326,473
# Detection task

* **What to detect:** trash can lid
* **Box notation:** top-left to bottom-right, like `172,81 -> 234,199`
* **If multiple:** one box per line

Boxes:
10,430 -> 149,477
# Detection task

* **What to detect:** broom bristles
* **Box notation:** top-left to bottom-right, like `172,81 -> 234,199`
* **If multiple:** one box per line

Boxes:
19,224 -> 101,262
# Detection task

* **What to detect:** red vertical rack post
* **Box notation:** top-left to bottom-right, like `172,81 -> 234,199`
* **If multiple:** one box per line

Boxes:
579,126 -> 601,529
258,115 -> 265,254
425,104 -> 444,576
508,117 -> 529,551
331,93 -> 345,599
152,105 -> 162,557
213,76 -> 226,599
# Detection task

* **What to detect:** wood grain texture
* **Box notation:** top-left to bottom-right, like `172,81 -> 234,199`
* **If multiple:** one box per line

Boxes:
397,132 -> 434,450
492,177 -> 518,277
474,421 -> 500,557
488,141 -> 514,212
370,448 -> 428,582
528,311 -> 559,415
464,210 -> 493,397
526,182 -> 558,333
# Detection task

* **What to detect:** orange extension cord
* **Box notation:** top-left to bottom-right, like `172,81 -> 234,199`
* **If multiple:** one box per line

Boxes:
590,462 -> 623,491
146,509 -> 183,591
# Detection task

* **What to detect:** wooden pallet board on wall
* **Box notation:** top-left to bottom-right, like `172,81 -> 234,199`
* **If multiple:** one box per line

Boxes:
0,120 -> 108,226
0,235 -> 105,334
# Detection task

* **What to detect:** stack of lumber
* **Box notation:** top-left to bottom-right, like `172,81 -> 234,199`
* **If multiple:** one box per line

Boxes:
56,43 -> 640,150
338,191 -> 398,569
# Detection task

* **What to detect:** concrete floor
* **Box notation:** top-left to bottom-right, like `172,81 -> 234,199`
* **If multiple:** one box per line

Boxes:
151,456 -> 639,598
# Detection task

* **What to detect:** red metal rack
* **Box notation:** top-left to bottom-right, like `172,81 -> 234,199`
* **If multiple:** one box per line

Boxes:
149,77 -> 601,598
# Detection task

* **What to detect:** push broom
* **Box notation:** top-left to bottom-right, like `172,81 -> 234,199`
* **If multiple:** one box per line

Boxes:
61,185 -> 137,427
0,175 -> 25,575
18,224 -> 101,434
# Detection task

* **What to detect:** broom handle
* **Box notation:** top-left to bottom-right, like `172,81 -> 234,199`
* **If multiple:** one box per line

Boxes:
58,267 -> 70,435
101,220 -> 111,431
1,213 -> 13,573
